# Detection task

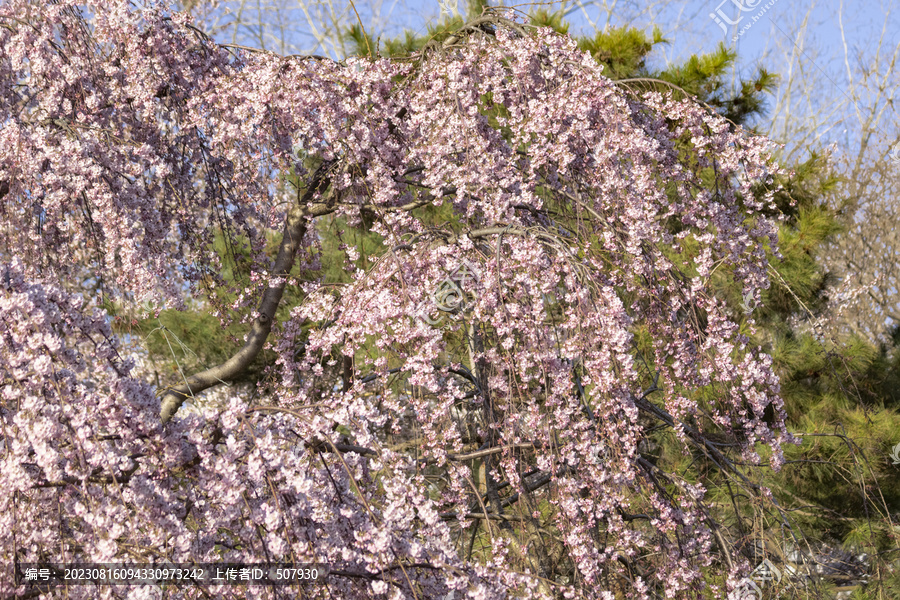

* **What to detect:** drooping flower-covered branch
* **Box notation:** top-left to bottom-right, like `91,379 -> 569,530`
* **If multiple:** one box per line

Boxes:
1,1 -> 795,598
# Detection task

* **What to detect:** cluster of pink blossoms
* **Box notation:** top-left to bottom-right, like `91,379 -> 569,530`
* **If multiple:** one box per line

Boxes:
1,0 -> 795,598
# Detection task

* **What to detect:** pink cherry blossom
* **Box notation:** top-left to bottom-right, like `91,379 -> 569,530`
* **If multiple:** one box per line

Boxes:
0,2 -> 794,598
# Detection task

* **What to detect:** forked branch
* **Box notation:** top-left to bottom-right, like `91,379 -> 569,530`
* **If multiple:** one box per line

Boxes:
159,161 -> 335,423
